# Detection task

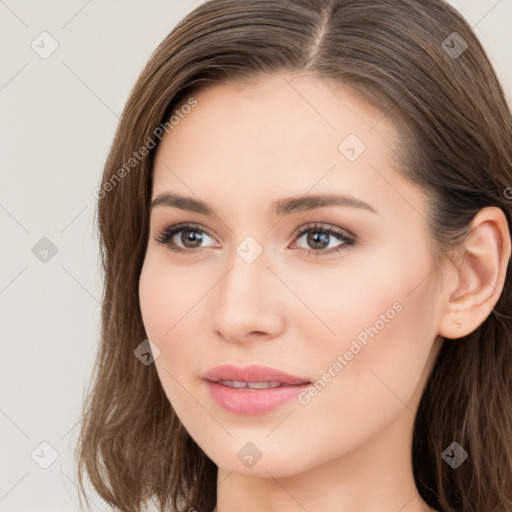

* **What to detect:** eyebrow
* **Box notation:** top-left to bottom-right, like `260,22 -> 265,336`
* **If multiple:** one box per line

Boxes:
150,192 -> 378,216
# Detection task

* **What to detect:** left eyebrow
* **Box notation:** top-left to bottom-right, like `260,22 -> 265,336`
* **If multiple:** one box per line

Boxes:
150,192 -> 379,216
273,193 -> 379,216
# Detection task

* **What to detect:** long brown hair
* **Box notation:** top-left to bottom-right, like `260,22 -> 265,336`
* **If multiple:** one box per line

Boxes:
74,1 -> 512,511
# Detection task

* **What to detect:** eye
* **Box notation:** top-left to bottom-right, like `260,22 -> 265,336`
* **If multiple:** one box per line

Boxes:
290,222 -> 356,257
155,222 -> 218,253
155,222 -> 356,256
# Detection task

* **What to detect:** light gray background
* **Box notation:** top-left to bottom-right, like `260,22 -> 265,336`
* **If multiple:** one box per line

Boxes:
1,1 -> 511,511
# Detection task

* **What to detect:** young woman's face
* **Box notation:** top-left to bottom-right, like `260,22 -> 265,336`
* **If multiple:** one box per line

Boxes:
139,73 -> 445,478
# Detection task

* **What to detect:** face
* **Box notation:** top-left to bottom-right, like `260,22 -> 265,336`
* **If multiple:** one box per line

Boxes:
139,73 -> 444,478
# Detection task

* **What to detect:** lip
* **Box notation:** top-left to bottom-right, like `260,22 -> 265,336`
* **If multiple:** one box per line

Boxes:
202,364 -> 310,385
202,364 -> 311,415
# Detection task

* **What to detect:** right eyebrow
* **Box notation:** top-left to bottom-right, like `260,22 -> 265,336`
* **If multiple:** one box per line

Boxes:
150,191 -> 379,216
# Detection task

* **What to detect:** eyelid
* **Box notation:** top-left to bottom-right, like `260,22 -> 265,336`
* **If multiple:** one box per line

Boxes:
155,221 -> 357,255
290,222 -> 356,242
154,221 -> 219,248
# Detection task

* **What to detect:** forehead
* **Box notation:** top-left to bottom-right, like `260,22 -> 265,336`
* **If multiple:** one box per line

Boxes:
171,73 -> 391,142
151,73 -> 405,216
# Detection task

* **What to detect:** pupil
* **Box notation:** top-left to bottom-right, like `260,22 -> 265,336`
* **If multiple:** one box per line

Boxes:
308,231 -> 328,249
182,230 -> 203,248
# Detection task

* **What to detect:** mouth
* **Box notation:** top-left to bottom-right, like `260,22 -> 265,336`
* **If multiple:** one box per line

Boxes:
215,380 -> 294,389
202,364 -> 311,415
202,363 -> 311,386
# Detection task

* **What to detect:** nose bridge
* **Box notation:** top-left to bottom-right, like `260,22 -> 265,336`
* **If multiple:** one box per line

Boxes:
220,236 -> 270,308
212,235 -> 282,340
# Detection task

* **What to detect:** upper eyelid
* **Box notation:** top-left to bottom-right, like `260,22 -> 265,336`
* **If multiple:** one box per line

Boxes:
157,221 -> 354,245
174,222 -> 217,241
292,222 -> 355,239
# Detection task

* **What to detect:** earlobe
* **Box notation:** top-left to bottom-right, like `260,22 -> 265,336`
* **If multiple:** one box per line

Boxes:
438,207 -> 511,340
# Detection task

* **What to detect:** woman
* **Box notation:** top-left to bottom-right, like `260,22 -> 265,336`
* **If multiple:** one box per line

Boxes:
75,1 -> 512,511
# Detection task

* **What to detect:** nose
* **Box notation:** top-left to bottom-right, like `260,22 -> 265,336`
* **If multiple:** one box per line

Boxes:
212,244 -> 285,344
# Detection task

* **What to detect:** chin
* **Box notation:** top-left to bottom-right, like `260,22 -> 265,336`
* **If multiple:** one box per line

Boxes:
201,438 -> 321,479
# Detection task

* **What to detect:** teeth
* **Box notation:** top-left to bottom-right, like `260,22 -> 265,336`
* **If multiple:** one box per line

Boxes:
218,380 -> 282,389
220,380 -> 247,389
247,381 -> 282,389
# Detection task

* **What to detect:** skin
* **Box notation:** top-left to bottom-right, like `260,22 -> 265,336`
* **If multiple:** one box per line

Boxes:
138,72 -> 511,512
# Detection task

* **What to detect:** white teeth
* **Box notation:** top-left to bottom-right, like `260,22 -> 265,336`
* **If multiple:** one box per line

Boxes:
218,380 -> 282,389
221,380 -> 247,389
247,381 -> 282,389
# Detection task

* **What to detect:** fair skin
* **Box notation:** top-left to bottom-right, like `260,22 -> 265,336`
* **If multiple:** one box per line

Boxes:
138,72 -> 510,512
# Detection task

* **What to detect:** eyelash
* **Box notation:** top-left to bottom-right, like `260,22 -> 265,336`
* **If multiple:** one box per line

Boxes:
155,222 -> 357,257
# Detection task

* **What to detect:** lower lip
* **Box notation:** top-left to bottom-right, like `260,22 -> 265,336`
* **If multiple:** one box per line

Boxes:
205,381 -> 309,415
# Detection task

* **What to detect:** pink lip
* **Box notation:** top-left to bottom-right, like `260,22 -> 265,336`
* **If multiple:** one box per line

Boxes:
202,364 -> 311,415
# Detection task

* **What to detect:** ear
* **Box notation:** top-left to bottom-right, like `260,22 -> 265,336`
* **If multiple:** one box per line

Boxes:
438,207 -> 511,340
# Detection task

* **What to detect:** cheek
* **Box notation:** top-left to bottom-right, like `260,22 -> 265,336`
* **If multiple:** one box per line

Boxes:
310,230 -> 435,347
139,259 -> 168,339
138,252 -> 200,338
138,252 -> 214,377
138,256 -> 201,413
299,241 -> 438,411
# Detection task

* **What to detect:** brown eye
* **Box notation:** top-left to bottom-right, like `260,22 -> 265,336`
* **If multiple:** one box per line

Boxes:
155,223 -> 217,253
155,221 -> 356,257
179,229 -> 204,248
292,223 -> 356,256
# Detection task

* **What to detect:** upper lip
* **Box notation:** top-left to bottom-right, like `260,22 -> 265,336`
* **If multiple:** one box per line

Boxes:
202,364 -> 310,385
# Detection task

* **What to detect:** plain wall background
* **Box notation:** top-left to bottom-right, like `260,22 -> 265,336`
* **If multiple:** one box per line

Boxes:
1,1 -> 511,511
